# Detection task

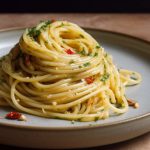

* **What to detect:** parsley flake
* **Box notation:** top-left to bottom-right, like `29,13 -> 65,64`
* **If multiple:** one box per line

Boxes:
28,27 -> 41,40
100,73 -> 110,82
78,48 -> 86,56
28,20 -> 51,40
87,53 -> 93,56
79,34 -> 84,38
96,45 -> 100,49
83,62 -> 90,67
94,116 -> 99,121
93,52 -> 98,57
40,20 -> 51,30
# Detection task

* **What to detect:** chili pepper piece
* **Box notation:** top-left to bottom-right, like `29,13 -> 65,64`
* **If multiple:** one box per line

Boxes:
85,77 -> 94,84
65,49 -> 75,55
6,112 -> 21,120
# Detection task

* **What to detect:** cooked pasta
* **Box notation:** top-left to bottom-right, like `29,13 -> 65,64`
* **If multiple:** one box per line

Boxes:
0,20 -> 141,121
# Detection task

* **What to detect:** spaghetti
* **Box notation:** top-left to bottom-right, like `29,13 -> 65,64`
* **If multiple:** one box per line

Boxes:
0,20 -> 141,121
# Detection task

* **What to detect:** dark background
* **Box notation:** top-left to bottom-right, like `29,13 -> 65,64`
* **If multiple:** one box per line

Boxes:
0,0 -> 150,13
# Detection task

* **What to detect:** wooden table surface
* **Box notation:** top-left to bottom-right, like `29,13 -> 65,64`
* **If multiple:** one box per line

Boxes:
0,13 -> 149,150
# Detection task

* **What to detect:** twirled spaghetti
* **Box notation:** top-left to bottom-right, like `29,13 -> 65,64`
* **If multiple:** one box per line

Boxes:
0,20 -> 141,121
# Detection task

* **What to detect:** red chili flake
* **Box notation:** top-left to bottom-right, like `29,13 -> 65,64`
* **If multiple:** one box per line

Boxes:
25,55 -> 31,66
6,112 -> 21,120
85,76 -> 94,84
65,49 -> 75,55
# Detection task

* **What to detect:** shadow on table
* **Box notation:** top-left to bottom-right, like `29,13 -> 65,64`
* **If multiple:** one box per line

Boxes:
0,132 -> 149,150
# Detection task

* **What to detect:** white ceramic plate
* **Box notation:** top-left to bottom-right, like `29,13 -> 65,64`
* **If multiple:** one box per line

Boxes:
0,28 -> 150,149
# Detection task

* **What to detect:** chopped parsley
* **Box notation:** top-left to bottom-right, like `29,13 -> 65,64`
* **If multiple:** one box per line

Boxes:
100,73 -> 110,82
79,65 -> 82,68
79,34 -> 84,38
28,20 -> 51,40
93,52 -> 98,57
78,48 -> 86,56
88,53 -> 92,56
94,116 -> 99,121
77,48 -> 93,56
28,27 -> 41,40
83,62 -> 90,67
40,20 -> 51,30
104,63 -> 107,71
96,45 -> 100,49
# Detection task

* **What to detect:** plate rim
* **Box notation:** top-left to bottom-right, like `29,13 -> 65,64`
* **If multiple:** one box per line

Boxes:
0,27 -> 149,131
